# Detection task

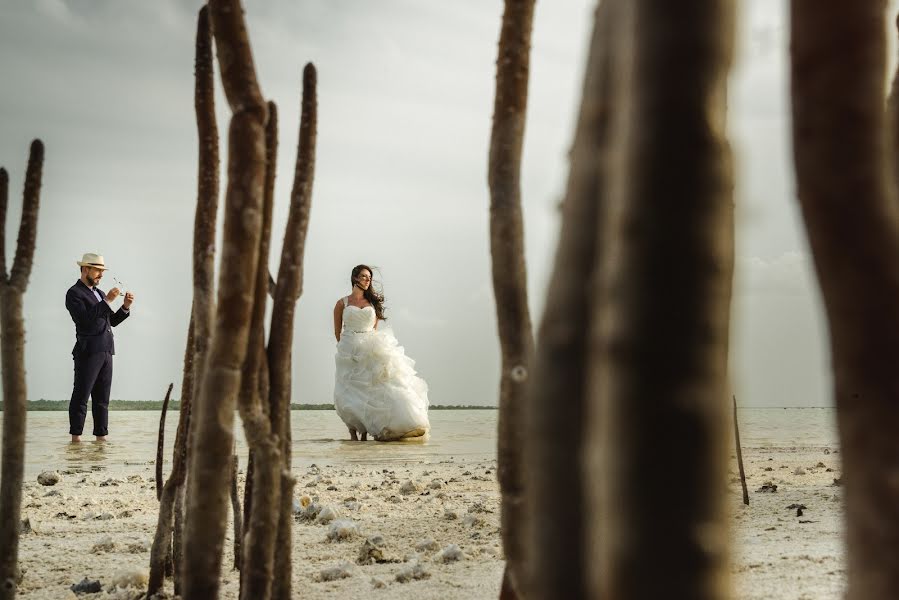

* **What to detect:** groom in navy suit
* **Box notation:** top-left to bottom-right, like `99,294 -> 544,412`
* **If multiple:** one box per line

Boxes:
66,252 -> 134,442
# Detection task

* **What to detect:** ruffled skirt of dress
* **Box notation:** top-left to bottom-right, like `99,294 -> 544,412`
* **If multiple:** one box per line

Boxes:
333,329 -> 430,441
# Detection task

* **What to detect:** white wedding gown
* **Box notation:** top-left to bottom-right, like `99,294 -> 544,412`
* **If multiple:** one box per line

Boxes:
334,297 -> 430,441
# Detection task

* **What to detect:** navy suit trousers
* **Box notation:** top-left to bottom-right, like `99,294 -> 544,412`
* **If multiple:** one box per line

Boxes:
68,351 -> 113,436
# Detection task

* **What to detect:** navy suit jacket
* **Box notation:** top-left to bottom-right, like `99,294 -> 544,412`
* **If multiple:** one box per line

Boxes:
65,280 -> 130,356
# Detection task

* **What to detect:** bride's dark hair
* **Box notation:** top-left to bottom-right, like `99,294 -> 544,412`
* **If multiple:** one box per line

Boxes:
351,264 -> 386,321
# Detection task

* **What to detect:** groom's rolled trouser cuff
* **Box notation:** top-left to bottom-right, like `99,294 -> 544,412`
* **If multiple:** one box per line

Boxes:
68,351 -> 113,436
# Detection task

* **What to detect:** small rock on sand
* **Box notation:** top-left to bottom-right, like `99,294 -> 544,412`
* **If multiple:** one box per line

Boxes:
371,576 -> 388,589
463,514 -> 485,528
125,539 -> 152,554
435,544 -> 464,563
91,536 -> 116,554
415,538 -> 439,553
468,501 -> 492,514
327,519 -> 359,541
71,578 -> 102,594
110,569 -> 148,589
400,480 -> 422,495
315,505 -> 340,524
395,561 -> 430,583
37,471 -> 60,486
319,561 -> 354,581
296,501 -> 322,522
358,536 -> 388,564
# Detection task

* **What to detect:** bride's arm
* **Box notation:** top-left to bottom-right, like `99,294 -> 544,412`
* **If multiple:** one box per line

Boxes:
333,300 -> 344,342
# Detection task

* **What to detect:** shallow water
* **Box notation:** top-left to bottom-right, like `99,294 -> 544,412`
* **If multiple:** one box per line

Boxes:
737,407 -> 838,448
1,407 -> 837,478
6,409 -> 499,478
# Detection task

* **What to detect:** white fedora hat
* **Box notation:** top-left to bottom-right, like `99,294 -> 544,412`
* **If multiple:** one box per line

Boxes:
76,252 -> 108,270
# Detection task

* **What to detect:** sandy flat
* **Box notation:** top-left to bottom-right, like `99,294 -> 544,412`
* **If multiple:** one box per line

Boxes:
14,445 -> 844,599
730,445 -> 845,600
17,457 -> 504,599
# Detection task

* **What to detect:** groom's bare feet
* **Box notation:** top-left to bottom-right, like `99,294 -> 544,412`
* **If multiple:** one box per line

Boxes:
95,436 -> 107,442
349,428 -> 359,441
70,435 -> 81,443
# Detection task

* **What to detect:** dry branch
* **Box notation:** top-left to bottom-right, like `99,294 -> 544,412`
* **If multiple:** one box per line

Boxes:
156,383 -> 174,501
267,63 -> 317,600
0,140 -> 43,600
790,2 -> 899,598
173,485 -> 186,595
230,454 -> 243,571
182,0 -> 268,595
733,395 -> 749,506
590,1 -> 735,597
191,2 -> 220,384
524,1 -> 619,595
887,12 -> 899,193
487,2 -> 535,595
9,141 -> 43,291
237,100 -> 280,600
150,8 -> 217,595
148,319 -> 195,595
0,169 -> 7,283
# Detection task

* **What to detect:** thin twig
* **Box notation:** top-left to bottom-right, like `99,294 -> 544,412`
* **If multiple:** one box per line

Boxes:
156,383 -> 174,501
733,395 -> 749,506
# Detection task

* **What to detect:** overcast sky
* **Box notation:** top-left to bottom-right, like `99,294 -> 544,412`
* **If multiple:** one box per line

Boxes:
2,1 -> 897,408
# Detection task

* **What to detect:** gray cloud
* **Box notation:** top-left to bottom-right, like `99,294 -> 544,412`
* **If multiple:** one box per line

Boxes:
5,0 -> 892,410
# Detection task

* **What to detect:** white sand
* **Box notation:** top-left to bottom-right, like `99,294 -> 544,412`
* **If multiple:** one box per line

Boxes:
16,458 -> 504,599
14,446 -> 845,598
730,446 -> 845,600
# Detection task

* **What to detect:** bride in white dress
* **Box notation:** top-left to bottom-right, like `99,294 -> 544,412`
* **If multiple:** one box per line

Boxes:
332,265 -> 430,441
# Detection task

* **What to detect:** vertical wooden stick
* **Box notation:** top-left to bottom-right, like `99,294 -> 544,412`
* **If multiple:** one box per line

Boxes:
156,383 -> 174,501
733,395 -> 749,506
488,2 -> 536,596
183,0 -> 267,594
790,2 -> 899,598
237,100 -> 280,600
230,454 -> 243,571
267,63 -> 318,600
524,1 -> 621,596
591,1 -> 735,597
150,6 -> 215,593
0,140 -> 43,600
149,317 -> 195,595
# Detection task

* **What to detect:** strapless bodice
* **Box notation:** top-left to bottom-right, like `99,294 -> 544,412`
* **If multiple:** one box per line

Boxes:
343,304 -> 376,333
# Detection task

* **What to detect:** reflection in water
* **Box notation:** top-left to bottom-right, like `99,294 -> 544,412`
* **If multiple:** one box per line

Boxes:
2,408 -> 840,478
64,440 -> 110,470
10,409 -> 500,478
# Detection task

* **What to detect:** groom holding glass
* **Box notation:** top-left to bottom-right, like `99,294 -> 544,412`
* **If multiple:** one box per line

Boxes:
65,252 -> 134,442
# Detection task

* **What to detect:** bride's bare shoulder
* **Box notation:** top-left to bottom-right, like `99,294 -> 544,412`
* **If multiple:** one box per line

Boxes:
334,297 -> 346,310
